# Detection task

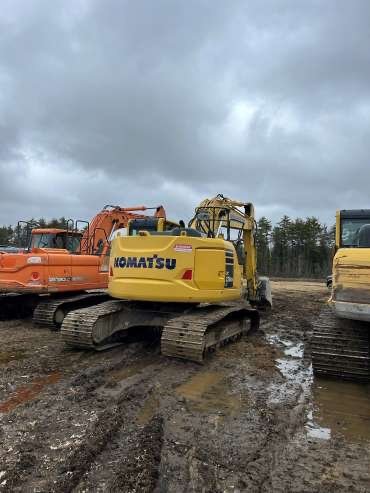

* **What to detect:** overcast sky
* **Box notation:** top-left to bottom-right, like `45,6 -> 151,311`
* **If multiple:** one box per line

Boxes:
0,0 -> 369,227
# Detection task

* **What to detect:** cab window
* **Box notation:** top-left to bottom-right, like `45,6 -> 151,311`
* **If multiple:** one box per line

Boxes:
341,218 -> 370,247
31,233 -> 55,249
66,235 -> 81,253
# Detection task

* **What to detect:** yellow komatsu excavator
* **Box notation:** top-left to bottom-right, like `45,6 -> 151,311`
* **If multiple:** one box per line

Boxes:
312,209 -> 370,382
61,195 -> 272,362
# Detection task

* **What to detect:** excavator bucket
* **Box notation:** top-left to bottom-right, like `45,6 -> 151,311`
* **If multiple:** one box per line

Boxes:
258,276 -> 273,308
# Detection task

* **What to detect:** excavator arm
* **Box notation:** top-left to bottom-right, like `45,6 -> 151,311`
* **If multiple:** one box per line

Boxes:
80,205 -> 166,255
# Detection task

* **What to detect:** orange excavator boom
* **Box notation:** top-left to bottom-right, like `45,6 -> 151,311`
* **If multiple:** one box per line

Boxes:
80,205 -> 165,255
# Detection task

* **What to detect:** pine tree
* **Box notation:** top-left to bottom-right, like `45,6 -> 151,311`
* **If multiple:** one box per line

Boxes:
255,217 -> 272,274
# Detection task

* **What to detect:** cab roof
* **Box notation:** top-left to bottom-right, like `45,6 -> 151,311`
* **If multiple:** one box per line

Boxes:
340,209 -> 370,219
31,228 -> 82,235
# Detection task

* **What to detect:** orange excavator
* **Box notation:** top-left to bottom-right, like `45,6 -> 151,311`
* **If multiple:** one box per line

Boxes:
0,204 -> 166,328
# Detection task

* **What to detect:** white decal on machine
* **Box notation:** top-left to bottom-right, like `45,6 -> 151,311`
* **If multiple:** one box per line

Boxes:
27,257 -> 42,264
49,276 -> 85,283
174,244 -> 192,253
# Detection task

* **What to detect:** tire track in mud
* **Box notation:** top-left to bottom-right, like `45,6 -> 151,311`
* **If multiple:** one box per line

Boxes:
0,343 -> 165,492
107,416 -> 164,493
61,359 -> 198,492
0,341 -> 198,492
164,363 -> 308,492
248,390 -> 308,492
40,358 -> 192,493
0,322 -> 100,403
44,388 -> 161,493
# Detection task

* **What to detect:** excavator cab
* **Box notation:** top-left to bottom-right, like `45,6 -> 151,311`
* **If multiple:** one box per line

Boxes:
190,205 -> 246,264
191,205 -> 244,238
337,210 -> 370,249
128,217 -> 179,236
29,229 -> 82,253
128,217 -> 201,238
188,197 -> 271,307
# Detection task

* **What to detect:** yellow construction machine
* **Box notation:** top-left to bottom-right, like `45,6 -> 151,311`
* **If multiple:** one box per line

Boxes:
312,209 -> 370,382
61,195 -> 272,362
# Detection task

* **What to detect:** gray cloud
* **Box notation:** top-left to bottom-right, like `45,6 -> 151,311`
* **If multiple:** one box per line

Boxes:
1,0 -> 370,227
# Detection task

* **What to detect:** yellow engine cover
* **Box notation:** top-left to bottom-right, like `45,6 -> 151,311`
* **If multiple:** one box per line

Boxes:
332,248 -> 370,305
108,234 -> 243,303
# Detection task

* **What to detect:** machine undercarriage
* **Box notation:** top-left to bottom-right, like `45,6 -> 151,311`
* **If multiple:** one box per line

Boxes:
61,299 -> 260,363
312,305 -> 370,382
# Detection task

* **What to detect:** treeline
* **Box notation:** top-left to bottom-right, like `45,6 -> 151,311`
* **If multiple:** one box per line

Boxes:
0,217 -> 69,246
256,216 -> 334,278
0,215 -> 334,277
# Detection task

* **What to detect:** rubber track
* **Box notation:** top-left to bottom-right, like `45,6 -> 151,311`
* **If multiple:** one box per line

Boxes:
311,305 -> 370,382
161,304 -> 259,363
61,300 -> 127,349
33,293 -> 109,330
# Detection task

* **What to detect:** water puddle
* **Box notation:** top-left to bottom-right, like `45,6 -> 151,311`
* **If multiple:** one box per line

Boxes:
271,335 -> 308,388
284,343 -> 304,358
0,350 -> 27,365
177,371 -> 224,399
306,379 -> 370,442
266,332 -> 312,404
267,332 -> 370,443
306,409 -> 331,440
176,371 -> 242,415
136,393 -> 160,425
0,372 -> 61,414
275,358 -> 305,385
266,334 -> 303,358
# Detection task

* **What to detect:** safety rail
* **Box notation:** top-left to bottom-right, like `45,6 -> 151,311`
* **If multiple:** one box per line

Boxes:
17,220 -> 40,250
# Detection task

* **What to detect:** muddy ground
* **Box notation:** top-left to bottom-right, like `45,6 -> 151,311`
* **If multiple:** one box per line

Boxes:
0,281 -> 369,492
